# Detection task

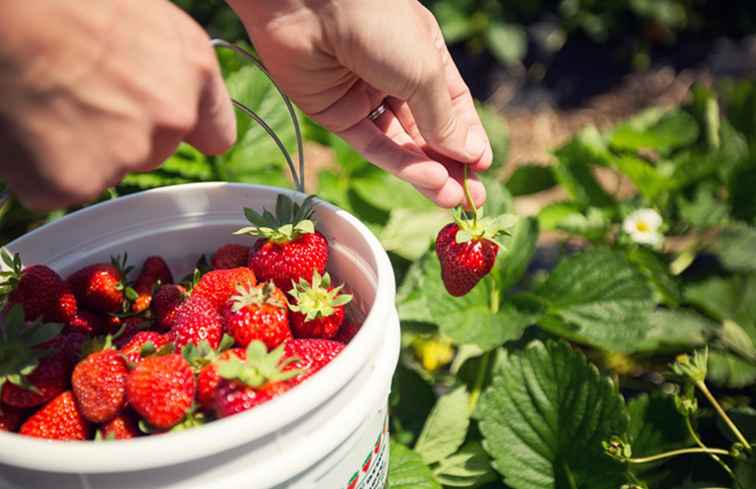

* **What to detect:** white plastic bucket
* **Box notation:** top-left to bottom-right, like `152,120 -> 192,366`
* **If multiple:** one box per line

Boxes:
0,182 -> 400,489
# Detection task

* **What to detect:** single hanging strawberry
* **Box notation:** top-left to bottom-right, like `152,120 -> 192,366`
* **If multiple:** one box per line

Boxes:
126,353 -> 195,430
211,244 -> 251,270
0,306 -> 66,408
288,271 -> 351,340
131,256 -> 173,313
223,281 -> 291,349
191,267 -> 257,312
435,169 -> 516,296
211,341 -> 303,418
67,254 -> 132,314
151,283 -> 187,330
0,250 -> 77,323
71,336 -> 129,423
236,195 -> 328,291
19,391 -> 90,440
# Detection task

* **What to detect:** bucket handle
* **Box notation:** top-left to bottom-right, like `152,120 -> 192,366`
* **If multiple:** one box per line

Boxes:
211,39 -> 306,194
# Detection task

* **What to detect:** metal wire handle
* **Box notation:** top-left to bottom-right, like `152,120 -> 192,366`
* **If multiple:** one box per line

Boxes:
211,39 -> 306,193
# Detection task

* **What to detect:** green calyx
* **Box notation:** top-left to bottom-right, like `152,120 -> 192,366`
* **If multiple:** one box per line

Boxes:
288,270 -> 352,322
230,281 -> 286,312
452,207 -> 517,246
216,341 -> 302,388
182,335 -> 234,372
0,249 -> 22,304
234,194 -> 318,244
0,305 -> 63,392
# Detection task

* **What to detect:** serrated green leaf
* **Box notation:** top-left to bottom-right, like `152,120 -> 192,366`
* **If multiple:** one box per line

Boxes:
627,393 -> 691,482
677,185 -> 729,229
612,155 -> 671,201
478,340 -> 629,489
684,274 -> 756,346
714,223 -> 756,273
415,386 -> 470,465
352,171 -> 435,212
537,202 -> 583,231
707,349 -> 756,388
433,442 -> 497,488
633,309 -> 717,354
380,208 -> 447,261
552,158 -> 614,208
506,165 -> 556,196
535,249 -> 655,352
388,441 -> 441,489
553,125 -> 613,167
609,109 -> 699,154
494,217 -> 538,292
626,246 -> 681,307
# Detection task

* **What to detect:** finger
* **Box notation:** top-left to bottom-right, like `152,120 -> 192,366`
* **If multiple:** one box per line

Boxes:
403,12 -> 491,166
137,128 -> 184,172
336,114 -> 449,194
388,97 -> 491,173
184,58 -> 237,155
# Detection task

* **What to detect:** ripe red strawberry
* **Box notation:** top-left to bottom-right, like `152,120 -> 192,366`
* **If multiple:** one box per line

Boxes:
126,353 -> 195,430
288,271 -> 351,340
0,251 -> 77,323
223,282 -> 291,349
0,404 -> 25,431
211,244 -> 250,270
66,310 -> 106,336
1,308 -> 67,408
211,342 -> 301,418
435,207 -> 514,297
151,284 -> 187,330
196,347 -> 246,410
237,195 -> 328,291
67,257 -> 129,314
171,296 -> 224,349
98,411 -> 140,440
72,348 -> 128,423
119,331 -> 171,364
19,391 -> 90,440
131,256 -> 173,313
112,317 -> 149,348
334,321 -> 360,344
55,330 -> 89,366
191,268 -> 257,311
283,338 -> 345,385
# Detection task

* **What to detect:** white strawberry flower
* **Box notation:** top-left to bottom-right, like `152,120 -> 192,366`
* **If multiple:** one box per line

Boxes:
623,208 -> 663,247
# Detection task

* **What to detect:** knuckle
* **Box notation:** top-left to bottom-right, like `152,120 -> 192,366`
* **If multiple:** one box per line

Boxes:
428,113 -> 459,146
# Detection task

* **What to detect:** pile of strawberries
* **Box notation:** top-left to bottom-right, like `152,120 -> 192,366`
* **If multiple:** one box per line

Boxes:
0,196 -> 359,441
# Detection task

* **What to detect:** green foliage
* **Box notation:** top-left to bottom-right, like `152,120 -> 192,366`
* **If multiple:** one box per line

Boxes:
478,340 -> 629,489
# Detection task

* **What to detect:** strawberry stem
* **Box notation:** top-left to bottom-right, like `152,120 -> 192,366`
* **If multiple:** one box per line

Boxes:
462,165 -> 478,226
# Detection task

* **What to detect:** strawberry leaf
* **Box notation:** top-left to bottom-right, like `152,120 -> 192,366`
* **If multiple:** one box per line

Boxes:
388,441 -> 440,489
478,340 -> 629,489
414,386 -> 470,465
533,249 -> 655,352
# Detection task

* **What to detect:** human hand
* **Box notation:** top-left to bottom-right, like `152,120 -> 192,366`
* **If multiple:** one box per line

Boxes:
226,0 -> 492,208
0,0 -> 236,210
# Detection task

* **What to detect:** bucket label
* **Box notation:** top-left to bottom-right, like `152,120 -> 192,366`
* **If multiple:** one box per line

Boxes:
344,415 -> 389,489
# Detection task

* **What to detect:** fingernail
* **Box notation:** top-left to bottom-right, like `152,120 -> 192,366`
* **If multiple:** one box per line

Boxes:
465,125 -> 487,159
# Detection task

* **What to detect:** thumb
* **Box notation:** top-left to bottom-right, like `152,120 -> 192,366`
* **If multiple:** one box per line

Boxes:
184,64 -> 237,155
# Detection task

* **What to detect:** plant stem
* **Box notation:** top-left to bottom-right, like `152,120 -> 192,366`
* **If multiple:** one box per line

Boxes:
695,380 -> 752,452
462,165 -> 478,226
628,447 -> 732,464
685,415 -> 736,481
468,350 -> 490,414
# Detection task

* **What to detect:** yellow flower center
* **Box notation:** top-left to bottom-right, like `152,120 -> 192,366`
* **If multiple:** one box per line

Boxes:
635,220 -> 650,233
